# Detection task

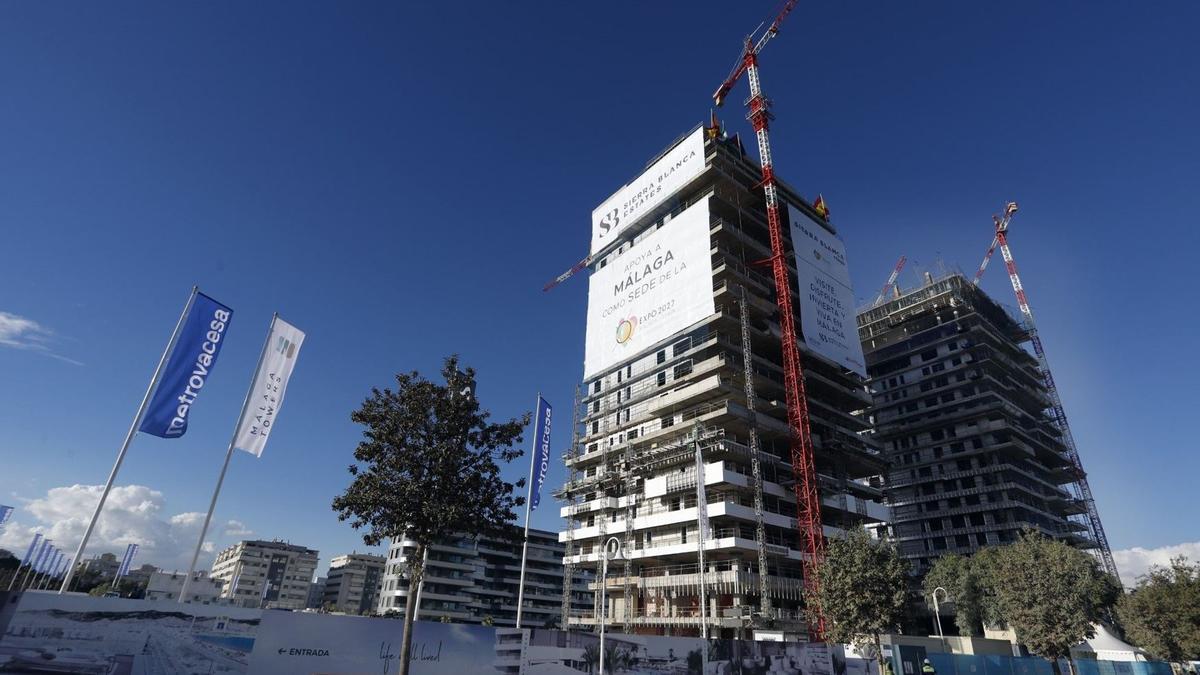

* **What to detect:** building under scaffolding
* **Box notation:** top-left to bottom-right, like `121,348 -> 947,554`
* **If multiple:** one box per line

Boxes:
855,274 -> 1094,576
555,126 -> 888,639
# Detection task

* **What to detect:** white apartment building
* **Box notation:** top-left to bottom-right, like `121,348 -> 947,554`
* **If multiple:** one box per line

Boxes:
323,553 -> 385,615
209,539 -> 318,610
377,526 -> 592,627
145,570 -> 227,605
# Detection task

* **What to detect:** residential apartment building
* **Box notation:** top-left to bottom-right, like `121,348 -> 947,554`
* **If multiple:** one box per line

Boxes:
559,125 -> 888,639
209,539 -> 319,610
323,553 -> 385,615
377,526 -> 592,627
145,570 -> 227,604
856,274 -> 1093,576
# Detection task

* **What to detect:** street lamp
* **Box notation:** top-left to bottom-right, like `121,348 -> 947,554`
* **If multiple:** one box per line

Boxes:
599,536 -> 622,675
931,586 -> 949,639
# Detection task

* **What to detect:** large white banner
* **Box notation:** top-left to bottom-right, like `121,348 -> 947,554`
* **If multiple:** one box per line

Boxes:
789,203 -> 868,377
234,317 -> 305,457
591,127 -> 706,255
585,197 -> 715,378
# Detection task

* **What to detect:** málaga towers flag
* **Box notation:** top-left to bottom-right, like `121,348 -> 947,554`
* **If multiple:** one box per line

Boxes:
233,316 -> 305,457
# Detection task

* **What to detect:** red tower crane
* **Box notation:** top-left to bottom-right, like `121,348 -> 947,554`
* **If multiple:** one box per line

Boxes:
980,202 -> 1120,583
872,255 -> 908,307
712,0 -> 828,635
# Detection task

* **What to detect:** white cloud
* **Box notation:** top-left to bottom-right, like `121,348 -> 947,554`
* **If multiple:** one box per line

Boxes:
1114,541 -> 1200,586
0,484 -> 252,572
0,311 -> 82,365
222,520 -> 254,538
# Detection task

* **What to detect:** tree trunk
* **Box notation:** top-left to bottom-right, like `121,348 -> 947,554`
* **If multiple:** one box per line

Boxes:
398,542 -> 425,675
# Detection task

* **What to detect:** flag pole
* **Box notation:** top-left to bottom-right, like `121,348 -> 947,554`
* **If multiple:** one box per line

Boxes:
515,393 -> 540,629
179,313 -> 276,603
60,286 -> 199,594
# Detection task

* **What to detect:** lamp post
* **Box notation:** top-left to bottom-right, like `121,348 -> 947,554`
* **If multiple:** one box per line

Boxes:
931,586 -> 948,639
599,536 -> 621,675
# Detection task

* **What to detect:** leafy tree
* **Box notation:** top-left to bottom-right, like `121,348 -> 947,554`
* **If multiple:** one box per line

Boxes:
581,644 -> 600,674
482,614 -> 495,627
926,550 -> 993,634
1116,557 -> 1200,664
807,527 -> 909,671
331,356 -> 528,675
88,582 -> 117,597
986,531 -> 1118,673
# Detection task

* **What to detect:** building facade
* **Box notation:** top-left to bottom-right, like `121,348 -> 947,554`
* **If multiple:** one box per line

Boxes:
856,274 -> 1092,575
145,570 -> 227,604
307,576 -> 327,609
558,126 -> 888,639
377,526 -> 592,627
209,540 -> 319,610
323,553 -> 385,615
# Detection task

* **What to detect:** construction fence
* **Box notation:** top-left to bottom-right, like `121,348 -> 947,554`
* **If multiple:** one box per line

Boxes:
0,590 -> 1176,675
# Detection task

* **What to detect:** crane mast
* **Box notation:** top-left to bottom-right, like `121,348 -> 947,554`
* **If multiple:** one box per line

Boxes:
990,203 -> 1120,582
872,255 -> 908,307
713,0 -> 826,637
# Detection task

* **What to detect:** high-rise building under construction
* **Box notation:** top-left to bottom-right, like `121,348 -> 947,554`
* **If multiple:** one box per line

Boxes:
556,125 -> 888,639
855,274 -> 1094,575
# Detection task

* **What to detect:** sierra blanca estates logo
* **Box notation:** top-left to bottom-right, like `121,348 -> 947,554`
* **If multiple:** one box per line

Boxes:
615,316 -> 637,345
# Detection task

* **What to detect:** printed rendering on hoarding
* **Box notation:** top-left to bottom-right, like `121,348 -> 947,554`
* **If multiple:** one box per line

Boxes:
789,203 -> 868,377
584,197 -> 715,379
0,593 -> 263,675
590,127 -> 706,255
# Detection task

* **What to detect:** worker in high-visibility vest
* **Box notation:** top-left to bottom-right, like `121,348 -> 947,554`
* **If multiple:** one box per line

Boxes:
922,658 -> 937,675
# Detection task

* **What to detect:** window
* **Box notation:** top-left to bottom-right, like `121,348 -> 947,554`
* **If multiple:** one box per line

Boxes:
657,350 -> 666,364
674,362 -> 692,379
680,526 -> 688,544
673,338 -> 692,357
662,416 -> 674,428
657,371 -> 667,386
593,381 -> 602,394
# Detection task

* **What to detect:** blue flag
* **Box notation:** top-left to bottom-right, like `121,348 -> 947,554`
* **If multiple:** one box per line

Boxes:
20,533 -> 41,566
140,292 -> 233,438
529,396 -> 553,512
0,505 -> 12,527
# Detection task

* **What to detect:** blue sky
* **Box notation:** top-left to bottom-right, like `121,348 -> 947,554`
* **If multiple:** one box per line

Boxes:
1,1 -> 1196,580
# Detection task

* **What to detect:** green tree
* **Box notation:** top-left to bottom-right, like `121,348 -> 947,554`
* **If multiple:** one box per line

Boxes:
924,553 -> 984,636
331,356 -> 528,675
986,531 -> 1118,673
807,527 -> 909,671
1116,557 -> 1200,664
88,582 -> 116,597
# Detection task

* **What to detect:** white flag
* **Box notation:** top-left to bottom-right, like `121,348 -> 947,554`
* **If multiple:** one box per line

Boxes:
234,317 -> 305,457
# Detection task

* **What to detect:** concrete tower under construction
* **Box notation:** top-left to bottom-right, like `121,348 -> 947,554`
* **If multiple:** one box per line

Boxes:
855,274 -> 1094,576
556,125 -> 888,640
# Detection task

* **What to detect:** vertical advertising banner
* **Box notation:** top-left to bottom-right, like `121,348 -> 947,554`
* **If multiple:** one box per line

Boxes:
584,197 -> 716,379
140,292 -> 234,438
528,396 -> 552,512
591,127 -> 706,255
233,317 -> 306,457
788,203 -> 867,377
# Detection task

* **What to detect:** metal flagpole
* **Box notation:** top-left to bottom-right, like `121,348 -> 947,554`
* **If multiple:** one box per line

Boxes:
179,313 -> 276,603
60,286 -> 198,594
515,393 -> 540,629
